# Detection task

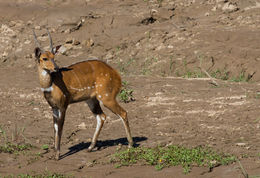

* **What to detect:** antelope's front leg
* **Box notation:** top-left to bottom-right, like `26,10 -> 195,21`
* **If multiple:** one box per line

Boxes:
52,107 -> 65,160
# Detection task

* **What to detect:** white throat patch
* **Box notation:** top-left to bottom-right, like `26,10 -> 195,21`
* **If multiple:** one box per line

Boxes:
41,86 -> 53,92
41,70 -> 48,76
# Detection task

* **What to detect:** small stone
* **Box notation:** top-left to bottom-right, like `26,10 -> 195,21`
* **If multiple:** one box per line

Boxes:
27,20 -> 33,26
211,6 -> 218,11
205,12 -> 210,16
73,40 -> 80,45
83,38 -> 94,48
64,29 -> 71,34
34,25 -> 41,30
236,143 -> 246,146
24,39 -> 31,44
77,122 -> 87,130
65,37 -> 73,44
59,45 -> 68,55
25,54 -> 33,58
222,2 -> 239,12
2,51 -> 8,57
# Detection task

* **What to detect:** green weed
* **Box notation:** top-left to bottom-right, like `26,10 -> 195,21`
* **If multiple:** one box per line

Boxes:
211,69 -> 229,80
41,144 -> 49,151
182,69 -> 206,78
230,71 -> 248,82
110,145 -> 236,173
1,172 -> 74,178
0,125 -> 33,154
0,142 -> 33,154
119,81 -> 135,103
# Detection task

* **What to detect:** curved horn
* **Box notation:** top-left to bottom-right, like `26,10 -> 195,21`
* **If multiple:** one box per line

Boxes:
32,30 -> 42,50
46,29 -> 53,52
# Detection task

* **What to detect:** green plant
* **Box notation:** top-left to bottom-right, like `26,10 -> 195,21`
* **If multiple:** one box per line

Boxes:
0,125 -> 33,155
0,142 -> 33,154
230,71 -> 248,82
211,69 -> 229,81
117,58 -> 135,74
182,69 -> 206,78
110,146 -> 236,173
119,81 -> 135,103
41,144 -> 49,151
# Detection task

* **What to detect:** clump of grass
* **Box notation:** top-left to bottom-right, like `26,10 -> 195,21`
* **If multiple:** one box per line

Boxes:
3,172 -> 74,178
182,69 -> 206,78
211,69 -> 229,80
230,71 -> 248,82
110,146 -> 236,173
119,81 -> 135,103
0,142 -> 33,154
0,125 -> 33,154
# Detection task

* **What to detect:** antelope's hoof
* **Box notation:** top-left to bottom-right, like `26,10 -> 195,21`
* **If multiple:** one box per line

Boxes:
55,152 -> 60,160
87,147 -> 93,152
128,141 -> 134,148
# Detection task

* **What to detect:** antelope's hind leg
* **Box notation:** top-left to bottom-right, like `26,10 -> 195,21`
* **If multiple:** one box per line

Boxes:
102,99 -> 133,148
86,97 -> 106,151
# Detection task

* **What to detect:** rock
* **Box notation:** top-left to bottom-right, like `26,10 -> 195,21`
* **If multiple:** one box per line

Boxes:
216,0 -> 228,3
25,54 -> 33,58
222,2 -> 239,12
65,37 -> 73,44
59,45 -> 68,55
2,51 -> 8,58
34,25 -> 41,30
27,20 -> 33,26
211,6 -> 217,11
82,38 -> 94,48
77,122 -> 87,130
236,142 -> 246,146
64,29 -> 71,34
105,51 -> 114,60
1,24 -> 16,37
24,39 -> 31,44
73,40 -> 80,45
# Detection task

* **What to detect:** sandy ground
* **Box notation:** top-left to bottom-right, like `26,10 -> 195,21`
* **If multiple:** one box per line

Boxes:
0,0 -> 260,177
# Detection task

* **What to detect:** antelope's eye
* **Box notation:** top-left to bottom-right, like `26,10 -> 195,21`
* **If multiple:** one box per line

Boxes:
42,58 -> 48,61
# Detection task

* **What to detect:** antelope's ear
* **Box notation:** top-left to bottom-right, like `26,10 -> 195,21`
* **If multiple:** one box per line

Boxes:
34,47 -> 41,61
52,45 -> 62,55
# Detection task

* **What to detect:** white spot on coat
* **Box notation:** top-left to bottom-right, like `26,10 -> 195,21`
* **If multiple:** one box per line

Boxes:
98,95 -> 102,98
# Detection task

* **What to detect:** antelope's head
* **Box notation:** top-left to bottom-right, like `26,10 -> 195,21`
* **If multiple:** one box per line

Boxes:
33,29 -> 61,72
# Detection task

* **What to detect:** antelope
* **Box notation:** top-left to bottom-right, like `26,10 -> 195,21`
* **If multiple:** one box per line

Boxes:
33,30 -> 133,160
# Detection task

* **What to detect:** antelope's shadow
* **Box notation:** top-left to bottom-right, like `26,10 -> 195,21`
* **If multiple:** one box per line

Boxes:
60,136 -> 147,160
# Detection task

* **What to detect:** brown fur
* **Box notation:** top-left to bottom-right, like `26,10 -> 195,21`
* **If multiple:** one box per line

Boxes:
36,50 -> 133,160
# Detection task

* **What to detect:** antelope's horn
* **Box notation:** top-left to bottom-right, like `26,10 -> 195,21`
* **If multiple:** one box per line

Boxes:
46,29 -> 53,52
32,30 -> 42,50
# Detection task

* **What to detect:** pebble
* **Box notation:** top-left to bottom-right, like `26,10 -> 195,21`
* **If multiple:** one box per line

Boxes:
222,2 -> 239,12
34,25 -> 41,30
236,142 -> 246,146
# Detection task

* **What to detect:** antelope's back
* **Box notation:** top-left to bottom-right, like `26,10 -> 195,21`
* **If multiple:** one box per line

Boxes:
60,60 -> 122,99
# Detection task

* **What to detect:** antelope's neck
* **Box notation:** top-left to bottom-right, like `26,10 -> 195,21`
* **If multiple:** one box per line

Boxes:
38,67 -> 52,90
